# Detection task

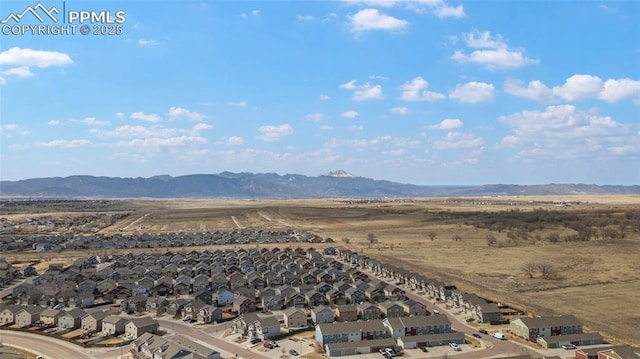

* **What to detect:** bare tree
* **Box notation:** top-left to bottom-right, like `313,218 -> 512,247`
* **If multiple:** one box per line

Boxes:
537,263 -> 556,279
428,231 -> 437,241
452,234 -> 462,242
546,232 -> 560,243
367,233 -> 378,244
341,237 -> 350,244
522,262 -> 537,279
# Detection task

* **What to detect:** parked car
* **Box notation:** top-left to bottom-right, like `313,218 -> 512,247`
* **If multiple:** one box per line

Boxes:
289,349 -> 299,356
250,338 -> 262,344
479,329 -> 488,334
562,344 -> 577,350
182,316 -> 191,322
384,348 -> 396,357
419,347 -> 428,352
472,333 -> 482,338
449,342 -> 461,351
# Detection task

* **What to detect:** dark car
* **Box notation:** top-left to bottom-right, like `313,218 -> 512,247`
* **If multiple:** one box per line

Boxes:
289,349 -> 299,356
472,333 -> 482,338
250,338 -> 262,344
419,347 -> 428,352
479,329 -> 488,334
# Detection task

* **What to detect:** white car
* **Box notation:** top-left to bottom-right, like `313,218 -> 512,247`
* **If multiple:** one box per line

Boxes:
562,344 -> 577,350
449,342 -> 461,351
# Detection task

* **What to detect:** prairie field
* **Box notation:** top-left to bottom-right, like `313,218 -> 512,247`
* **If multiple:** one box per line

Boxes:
3,195 -> 640,345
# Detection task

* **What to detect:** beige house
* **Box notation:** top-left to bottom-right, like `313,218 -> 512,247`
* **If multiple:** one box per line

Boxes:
39,308 -> 62,326
81,311 -> 109,332
124,316 -> 159,340
283,307 -> 307,328
102,315 -> 127,336
15,306 -> 44,327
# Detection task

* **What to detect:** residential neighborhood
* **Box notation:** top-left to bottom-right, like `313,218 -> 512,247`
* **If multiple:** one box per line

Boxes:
0,245 -> 637,359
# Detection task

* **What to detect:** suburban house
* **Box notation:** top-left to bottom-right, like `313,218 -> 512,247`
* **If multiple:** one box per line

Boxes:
536,332 -> 604,349
510,315 -> 583,341
397,332 -> 465,349
15,306 -> 44,327
81,311 -> 109,332
125,316 -> 159,340
383,315 -> 452,337
198,305 -> 223,324
311,306 -> 335,324
39,308 -> 62,326
283,307 -> 307,328
216,288 -> 235,306
254,315 -> 281,340
102,315 -> 128,336
135,333 -> 222,359
357,303 -> 382,321
58,308 -> 87,329
575,345 -> 640,359
324,338 -> 397,358
334,304 -> 357,322
315,320 -> 389,347
380,301 -> 405,318
400,300 -> 427,316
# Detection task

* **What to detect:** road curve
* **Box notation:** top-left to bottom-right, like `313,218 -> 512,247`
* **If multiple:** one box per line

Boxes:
0,330 -> 93,359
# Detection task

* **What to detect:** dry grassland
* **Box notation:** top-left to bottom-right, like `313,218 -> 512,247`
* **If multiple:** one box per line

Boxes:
4,196 -> 639,345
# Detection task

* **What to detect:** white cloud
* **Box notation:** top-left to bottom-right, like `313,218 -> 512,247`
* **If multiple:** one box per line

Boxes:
319,94 -> 330,100
100,125 -> 178,139
228,101 -> 247,107
47,120 -> 60,126
0,77 -> 5,85
340,80 -> 385,101
320,125 -> 333,131
430,118 -> 463,130
0,47 -> 73,68
351,125 -> 364,131
350,8 -> 408,33
306,112 -> 324,121
217,136 -> 245,146
257,124 -> 293,142
192,123 -> 212,132
505,75 -> 640,103
449,82 -> 495,103
400,76 -> 446,101
451,30 -> 538,69
168,106 -> 204,121
131,112 -> 160,123
81,117 -> 109,126
341,110 -> 359,118
391,107 -> 409,115
115,112 -> 125,120
296,15 -> 314,21
504,78 -> 554,103
115,136 -> 206,149
383,149 -> 407,156
35,139 -> 91,148
552,74 -> 603,101
138,39 -> 159,47
369,75 -> 389,80
252,10 -> 260,15
343,0 -> 397,7
433,131 -> 484,149
498,105 -> 638,159
407,0 -> 465,18
2,66 -> 33,78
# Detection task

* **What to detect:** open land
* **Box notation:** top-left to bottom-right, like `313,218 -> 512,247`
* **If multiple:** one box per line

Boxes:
2,195 -> 639,346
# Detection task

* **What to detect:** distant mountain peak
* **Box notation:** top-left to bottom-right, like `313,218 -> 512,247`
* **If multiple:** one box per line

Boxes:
327,170 -> 354,178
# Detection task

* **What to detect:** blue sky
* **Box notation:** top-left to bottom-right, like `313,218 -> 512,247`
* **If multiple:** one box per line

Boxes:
1,0 -> 639,185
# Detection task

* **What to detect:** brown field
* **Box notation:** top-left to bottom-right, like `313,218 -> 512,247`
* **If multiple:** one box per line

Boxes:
3,195 -> 640,345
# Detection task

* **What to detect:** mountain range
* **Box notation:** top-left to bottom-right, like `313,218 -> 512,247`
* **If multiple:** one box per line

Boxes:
0,172 -> 638,198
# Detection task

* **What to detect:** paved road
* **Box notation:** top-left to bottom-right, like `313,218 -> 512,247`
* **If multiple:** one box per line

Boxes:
157,319 -> 269,359
0,330 -> 93,359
